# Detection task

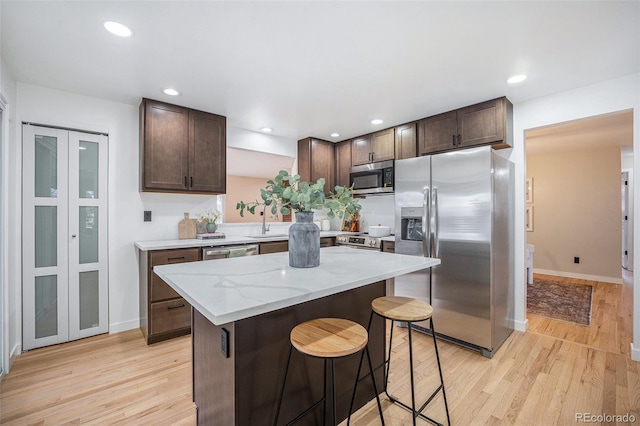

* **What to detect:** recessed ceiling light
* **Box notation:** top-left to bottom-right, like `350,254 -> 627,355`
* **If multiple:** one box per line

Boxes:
330,133 -> 340,138
163,88 -> 181,96
507,74 -> 527,84
104,21 -> 132,37
261,127 -> 273,133
371,119 -> 384,125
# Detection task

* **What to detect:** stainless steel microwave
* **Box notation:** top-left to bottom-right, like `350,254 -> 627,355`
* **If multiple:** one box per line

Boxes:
349,160 -> 394,195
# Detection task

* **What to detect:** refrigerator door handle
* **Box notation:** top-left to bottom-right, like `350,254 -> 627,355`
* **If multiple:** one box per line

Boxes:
432,187 -> 440,258
422,187 -> 430,257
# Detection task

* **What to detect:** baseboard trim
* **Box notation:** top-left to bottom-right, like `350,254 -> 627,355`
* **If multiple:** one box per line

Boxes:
9,343 -> 21,370
533,268 -> 623,284
109,318 -> 139,334
513,318 -> 528,332
632,342 -> 640,362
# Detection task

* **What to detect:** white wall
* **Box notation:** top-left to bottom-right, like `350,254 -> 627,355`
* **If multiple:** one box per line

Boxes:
8,84 -> 300,350
358,194 -> 395,233
510,73 -> 640,361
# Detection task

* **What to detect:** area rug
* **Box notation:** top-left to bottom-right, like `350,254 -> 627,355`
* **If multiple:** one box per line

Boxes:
527,278 -> 593,326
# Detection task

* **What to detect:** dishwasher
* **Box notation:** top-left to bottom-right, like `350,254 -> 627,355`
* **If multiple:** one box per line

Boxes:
202,244 -> 259,260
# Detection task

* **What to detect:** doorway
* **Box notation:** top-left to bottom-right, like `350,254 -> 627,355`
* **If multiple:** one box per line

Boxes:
22,124 -> 108,351
525,110 -> 633,283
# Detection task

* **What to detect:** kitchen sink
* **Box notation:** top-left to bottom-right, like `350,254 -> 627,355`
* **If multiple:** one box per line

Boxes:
246,234 -> 288,238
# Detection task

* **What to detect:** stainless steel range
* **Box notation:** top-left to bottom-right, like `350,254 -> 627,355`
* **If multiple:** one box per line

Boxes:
335,234 -> 382,250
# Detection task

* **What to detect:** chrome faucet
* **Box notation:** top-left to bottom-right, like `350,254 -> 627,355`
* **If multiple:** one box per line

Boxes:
261,204 -> 270,235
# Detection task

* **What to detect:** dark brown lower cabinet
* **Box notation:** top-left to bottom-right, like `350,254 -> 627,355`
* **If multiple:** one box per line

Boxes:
260,237 -> 335,254
192,281 -> 386,425
139,247 -> 200,344
259,240 -> 289,254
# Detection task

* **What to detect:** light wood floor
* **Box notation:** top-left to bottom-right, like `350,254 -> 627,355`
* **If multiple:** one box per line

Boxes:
1,273 -> 638,425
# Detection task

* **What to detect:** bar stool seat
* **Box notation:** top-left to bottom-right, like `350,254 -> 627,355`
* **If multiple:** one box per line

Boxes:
291,318 -> 368,358
369,296 -> 450,426
372,296 -> 433,322
274,318 -> 385,426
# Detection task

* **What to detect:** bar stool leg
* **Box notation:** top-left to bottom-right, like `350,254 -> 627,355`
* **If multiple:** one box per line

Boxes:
431,318 -> 451,426
384,319 -> 394,398
407,322 -> 417,426
274,345 -> 294,426
365,346 -> 385,425
323,359 -> 328,426
347,345 -> 385,426
330,359 -> 337,426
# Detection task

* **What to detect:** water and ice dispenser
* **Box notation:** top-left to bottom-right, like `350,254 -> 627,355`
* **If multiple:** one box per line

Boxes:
400,207 -> 424,242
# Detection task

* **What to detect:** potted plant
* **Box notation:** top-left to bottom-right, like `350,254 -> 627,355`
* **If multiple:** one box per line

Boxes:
196,208 -> 222,233
236,170 -> 361,267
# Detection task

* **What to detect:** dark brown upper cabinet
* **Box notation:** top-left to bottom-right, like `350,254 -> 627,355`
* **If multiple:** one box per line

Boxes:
351,128 -> 395,166
351,134 -> 372,166
394,122 -> 417,160
140,98 -> 226,194
298,137 -> 335,194
418,97 -> 512,156
335,140 -> 352,188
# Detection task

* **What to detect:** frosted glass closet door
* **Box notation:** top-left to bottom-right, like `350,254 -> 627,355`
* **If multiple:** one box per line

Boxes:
22,125 -> 70,350
68,131 -> 108,340
22,125 -> 109,350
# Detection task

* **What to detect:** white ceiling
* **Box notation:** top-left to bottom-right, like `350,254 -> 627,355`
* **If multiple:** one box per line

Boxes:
1,1 -> 638,143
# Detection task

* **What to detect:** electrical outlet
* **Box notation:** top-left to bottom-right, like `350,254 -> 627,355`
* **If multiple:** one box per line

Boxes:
221,328 -> 229,358
574,257 -> 580,264
144,211 -> 152,222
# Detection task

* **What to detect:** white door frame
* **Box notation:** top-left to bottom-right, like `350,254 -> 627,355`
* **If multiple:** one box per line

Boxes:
0,94 -> 8,376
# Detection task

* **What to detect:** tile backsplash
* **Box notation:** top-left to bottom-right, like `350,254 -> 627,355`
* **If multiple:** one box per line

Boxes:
358,194 -> 395,234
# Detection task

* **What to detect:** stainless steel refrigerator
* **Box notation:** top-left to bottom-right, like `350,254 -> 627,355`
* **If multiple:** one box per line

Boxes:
394,146 -> 514,358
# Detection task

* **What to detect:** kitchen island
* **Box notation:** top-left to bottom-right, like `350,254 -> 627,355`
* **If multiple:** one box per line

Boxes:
155,246 -> 440,425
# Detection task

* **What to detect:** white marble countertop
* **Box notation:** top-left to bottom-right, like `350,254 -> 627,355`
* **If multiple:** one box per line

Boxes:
154,246 -> 440,326
135,230 -> 355,251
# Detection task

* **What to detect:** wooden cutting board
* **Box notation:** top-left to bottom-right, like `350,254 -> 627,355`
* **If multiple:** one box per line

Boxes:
178,213 -> 197,239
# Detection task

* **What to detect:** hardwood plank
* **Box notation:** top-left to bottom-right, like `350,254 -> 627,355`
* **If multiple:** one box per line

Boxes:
1,273 -> 638,425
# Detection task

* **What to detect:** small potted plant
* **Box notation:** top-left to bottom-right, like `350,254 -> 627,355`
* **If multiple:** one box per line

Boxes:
196,208 -> 222,233
236,171 -> 361,267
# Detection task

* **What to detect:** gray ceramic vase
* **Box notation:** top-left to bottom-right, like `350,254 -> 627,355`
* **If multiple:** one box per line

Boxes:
289,211 -> 320,268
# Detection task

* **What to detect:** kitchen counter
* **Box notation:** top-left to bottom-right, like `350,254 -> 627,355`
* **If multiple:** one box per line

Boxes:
154,246 -> 439,325
154,246 -> 440,425
135,230 -> 354,251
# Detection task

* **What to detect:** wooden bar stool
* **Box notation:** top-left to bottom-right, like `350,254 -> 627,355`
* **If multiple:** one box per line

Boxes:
369,296 -> 450,426
273,318 -> 385,426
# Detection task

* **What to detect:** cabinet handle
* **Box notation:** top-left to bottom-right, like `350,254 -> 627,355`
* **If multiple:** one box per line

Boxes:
457,134 -> 461,145
184,176 -> 188,187
168,256 -> 185,263
452,135 -> 456,146
190,176 -> 193,187
168,304 -> 185,310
